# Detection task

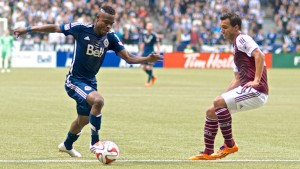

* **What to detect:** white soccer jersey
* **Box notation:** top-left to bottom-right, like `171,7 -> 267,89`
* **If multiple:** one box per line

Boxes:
222,33 -> 269,113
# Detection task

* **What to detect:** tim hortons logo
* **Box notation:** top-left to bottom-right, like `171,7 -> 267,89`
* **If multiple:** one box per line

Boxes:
184,53 -> 234,68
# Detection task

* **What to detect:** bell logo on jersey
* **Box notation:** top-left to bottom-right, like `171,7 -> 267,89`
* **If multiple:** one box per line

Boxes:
86,44 -> 104,57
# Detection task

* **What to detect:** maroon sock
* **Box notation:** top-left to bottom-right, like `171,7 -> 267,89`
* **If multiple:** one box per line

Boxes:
203,117 -> 218,155
215,108 -> 235,147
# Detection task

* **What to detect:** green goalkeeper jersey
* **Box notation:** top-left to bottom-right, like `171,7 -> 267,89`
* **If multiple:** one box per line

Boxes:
0,35 -> 14,53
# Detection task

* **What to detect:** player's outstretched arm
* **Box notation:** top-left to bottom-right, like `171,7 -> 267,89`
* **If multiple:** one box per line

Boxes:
117,50 -> 163,64
13,24 -> 61,38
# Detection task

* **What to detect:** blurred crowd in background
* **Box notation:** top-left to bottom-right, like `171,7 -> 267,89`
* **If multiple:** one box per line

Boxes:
158,0 -> 299,53
0,0 -> 299,53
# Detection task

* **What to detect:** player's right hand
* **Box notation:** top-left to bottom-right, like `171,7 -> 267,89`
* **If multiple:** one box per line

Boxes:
147,52 -> 164,63
13,27 -> 27,38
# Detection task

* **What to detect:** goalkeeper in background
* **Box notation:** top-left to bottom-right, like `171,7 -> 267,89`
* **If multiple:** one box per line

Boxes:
0,29 -> 14,73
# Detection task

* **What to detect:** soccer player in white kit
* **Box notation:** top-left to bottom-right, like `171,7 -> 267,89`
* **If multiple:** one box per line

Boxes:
189,12 -> 269,160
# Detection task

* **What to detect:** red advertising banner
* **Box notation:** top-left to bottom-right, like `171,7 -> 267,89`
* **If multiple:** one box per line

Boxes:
164,52 -> 272,69
265,53 -> 272,68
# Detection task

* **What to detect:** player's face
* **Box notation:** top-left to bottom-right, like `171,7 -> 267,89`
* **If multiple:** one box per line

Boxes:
220,18 -> 237,42
146,23 -> 153,32
4,30 -> 9,35
94,12 -> 115,36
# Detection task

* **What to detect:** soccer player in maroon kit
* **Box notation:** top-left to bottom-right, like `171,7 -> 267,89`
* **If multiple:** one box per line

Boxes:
189,12 -> 269,160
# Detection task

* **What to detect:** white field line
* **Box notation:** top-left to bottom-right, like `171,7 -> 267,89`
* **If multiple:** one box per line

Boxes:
0,159 -> 300,163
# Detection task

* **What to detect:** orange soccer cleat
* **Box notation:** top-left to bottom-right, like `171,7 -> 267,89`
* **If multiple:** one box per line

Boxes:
189,152 -> 216,160
211,143 -> 239,159
144,82 -> 153,87
151,76 -> 157,85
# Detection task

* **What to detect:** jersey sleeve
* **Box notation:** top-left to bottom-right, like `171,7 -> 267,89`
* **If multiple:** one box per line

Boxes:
60,22 -> 83,39
107,33 -> 125,53
236,34 -> 259,57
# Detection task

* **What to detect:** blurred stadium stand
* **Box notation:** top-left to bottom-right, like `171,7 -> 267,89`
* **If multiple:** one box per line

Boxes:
0,0 -> 299,53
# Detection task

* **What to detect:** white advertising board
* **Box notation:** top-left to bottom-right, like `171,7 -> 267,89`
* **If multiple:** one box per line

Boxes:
12,51 -> 56,68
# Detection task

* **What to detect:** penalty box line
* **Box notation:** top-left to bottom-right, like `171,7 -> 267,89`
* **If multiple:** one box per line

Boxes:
0,159 -> 300,163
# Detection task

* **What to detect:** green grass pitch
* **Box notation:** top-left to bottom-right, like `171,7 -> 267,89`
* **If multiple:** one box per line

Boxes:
0,68 -> 299,169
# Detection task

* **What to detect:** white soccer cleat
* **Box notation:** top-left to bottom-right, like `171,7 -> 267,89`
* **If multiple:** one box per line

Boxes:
6,69 -> 10,73
90,142 -> 104,154
1,69 -> 4,73
58,142 -> 82,157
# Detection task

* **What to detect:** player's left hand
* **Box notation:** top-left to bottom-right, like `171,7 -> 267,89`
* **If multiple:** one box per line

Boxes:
242,81 -> 259,92
147,52 -> 164,63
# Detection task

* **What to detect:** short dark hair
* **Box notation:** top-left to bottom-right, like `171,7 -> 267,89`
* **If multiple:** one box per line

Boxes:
220,13 -> 241,30
101,5 -> 115,15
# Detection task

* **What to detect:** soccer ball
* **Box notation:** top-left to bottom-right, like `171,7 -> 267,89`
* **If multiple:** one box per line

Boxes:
95,141 -> 119,164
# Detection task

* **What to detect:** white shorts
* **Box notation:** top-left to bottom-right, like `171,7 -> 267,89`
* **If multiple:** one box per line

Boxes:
221,86 -> 268,113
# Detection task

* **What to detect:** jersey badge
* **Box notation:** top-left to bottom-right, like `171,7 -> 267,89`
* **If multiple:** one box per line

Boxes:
244,42 -> 251,50
84,86 -> 92,91
64,24 -> 70,30
104,39 -> 109,47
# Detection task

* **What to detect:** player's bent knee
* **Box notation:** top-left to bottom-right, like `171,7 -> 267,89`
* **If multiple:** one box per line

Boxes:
205,106 -> 214,115
213,96 -> 226,109
93,97 -> 104,108
206,106 -> 217,119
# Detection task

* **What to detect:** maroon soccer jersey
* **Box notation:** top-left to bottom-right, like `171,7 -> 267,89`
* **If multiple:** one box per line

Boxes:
233,34 -> 268,95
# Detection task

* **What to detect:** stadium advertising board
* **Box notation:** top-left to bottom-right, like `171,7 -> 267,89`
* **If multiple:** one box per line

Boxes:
272,53 -> 300,68
164,52 -> 272,69
12,51 -> 56,68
